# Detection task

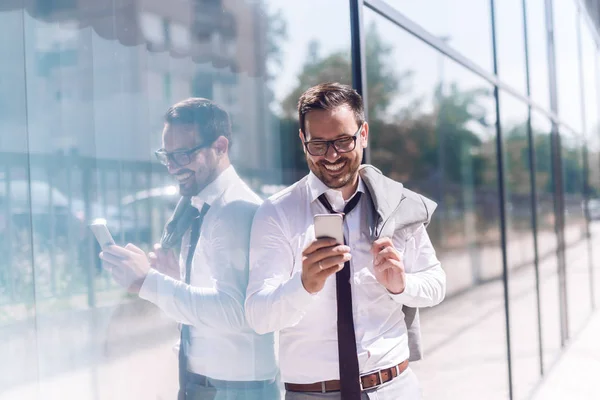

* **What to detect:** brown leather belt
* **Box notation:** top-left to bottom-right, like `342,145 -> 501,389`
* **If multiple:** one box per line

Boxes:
284,360 -> 409,393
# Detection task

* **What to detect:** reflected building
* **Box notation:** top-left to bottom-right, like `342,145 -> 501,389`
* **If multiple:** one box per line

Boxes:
0,0 -> 276,178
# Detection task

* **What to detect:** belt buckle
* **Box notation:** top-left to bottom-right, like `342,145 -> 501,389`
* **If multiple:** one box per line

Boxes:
359,370 -> 384,391
376,370 -> 384,387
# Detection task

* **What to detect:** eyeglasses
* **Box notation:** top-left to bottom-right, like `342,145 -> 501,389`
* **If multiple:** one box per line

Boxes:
303,125 -> 362,156
154,143 -> 209,167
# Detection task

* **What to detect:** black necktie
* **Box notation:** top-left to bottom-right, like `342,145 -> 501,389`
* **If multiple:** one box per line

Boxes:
178,202 -> 210,400
318,192 -> 363,399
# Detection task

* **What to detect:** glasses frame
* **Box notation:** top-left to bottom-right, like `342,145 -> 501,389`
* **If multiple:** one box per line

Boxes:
303,124 -> 363,156
154,142 -> 210,167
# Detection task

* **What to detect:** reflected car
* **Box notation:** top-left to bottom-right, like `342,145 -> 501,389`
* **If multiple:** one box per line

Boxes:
585,198 -> 600,221
118,185 -> 179,244
0,179 -> 82,240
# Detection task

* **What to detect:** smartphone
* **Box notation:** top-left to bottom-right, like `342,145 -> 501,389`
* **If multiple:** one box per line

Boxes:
90,218 -> 116,250
314,214 -> 344,245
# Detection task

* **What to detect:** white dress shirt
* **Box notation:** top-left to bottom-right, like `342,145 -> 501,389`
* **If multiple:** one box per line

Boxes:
245,172 -> 445,384
140,166 -> 278,381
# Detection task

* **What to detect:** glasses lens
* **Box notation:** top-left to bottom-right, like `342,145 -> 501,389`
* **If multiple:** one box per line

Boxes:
306,142 -> 328,156
173,153 -> 190,166
334,137 -> 356,153
155,152 -> 169,165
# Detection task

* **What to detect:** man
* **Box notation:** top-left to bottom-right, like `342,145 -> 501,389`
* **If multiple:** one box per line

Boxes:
100,98 -> 280,400
245,83 -> 446,400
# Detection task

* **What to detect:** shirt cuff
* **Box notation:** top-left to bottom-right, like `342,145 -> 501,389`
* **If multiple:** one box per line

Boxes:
388,274 -> 418,304
138,268 -> 163,304
282,271 -> 319,312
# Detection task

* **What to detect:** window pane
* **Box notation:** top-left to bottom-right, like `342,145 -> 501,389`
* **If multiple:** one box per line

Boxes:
553,0 -> 583,132
531,112 -> 562,373
0,10 -> 40,399
500,92 -> 540,400
381,0 -> 493,72
561,127 -> 592,335
581,22 -> 598,136
364,8 -> 509,399
526,0 -> 551,109
495,0 -> 527,94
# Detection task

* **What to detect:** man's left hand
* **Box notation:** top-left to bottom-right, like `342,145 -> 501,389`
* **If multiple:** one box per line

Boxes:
100,243 -> 151,294
372,237 -> 406,295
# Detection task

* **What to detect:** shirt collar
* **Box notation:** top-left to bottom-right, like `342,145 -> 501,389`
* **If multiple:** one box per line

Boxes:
307,171 -> 366,213
191,165 -> 237,210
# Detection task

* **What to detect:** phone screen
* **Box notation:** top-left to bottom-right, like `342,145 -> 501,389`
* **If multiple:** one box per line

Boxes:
313,214 -> 344,244
90,219 -> 116,250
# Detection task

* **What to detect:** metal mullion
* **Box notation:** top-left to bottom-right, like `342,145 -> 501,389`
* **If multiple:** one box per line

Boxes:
545,0 -> 574,347
349,0 -> 370,164
490,0 -> 513,398
364,0 -> 579,134
522,0 -> 545,377
544,0 -> 569,348
553,123 -> 569,345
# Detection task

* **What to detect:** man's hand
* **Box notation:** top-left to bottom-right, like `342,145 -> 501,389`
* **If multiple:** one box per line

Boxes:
148,243 -> 180,280
372,237 -> 406,295
100,243 -> 151,294
301,238 -> 351,294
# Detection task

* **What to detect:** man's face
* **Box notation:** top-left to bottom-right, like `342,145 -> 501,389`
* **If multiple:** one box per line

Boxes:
300,106 -> 368,190
161,123 -> 219,196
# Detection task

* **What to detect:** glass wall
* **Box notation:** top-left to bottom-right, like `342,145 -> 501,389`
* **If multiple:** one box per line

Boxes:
363,7 -> 509,399
1,0 -> 599,399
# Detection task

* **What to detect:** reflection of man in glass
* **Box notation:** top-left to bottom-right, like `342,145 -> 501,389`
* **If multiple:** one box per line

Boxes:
246,83 -> 446,399
100,98 -> 280,400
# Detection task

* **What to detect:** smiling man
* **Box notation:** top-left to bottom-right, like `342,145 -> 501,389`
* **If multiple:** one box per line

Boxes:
245,83 -> 446,400
100,98 -> 280,400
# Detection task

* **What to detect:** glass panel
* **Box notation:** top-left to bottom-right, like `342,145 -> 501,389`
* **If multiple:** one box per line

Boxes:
494,0 -> 527,94
381,0 -> 494,72
579,20 -> 598,136
531,112 -> 562,373
525,0 -> 551,109
593,48 -> 600,310
0,9 -> 40,400
364,8 -> 509,399
553,0 -> 583,132
0,1 -> 353,398
561,127 -> 592,336
580,21 -> 599,312
500,92 -> 540,400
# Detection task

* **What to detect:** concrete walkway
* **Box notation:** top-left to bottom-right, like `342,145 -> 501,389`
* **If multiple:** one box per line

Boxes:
531,311 -> 600,400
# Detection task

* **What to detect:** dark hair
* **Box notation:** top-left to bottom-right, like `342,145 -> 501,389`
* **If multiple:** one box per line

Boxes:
164,98 -> 232,146
297,82 -> 365,135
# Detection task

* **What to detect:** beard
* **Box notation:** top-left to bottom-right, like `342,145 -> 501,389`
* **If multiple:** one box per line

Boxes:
175,154 -> 219,197
307,153 -> 361,190
175,169 -> 199,196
